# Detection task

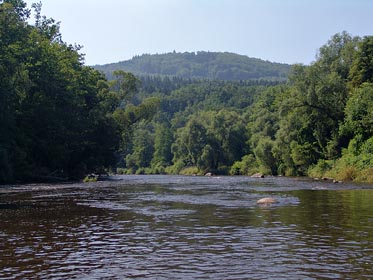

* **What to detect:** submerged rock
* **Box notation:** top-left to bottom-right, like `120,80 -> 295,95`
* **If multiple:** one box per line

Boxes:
251,173 -> 264,178
257,197 -> 277,205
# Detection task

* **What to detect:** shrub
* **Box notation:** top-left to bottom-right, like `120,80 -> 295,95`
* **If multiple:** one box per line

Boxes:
179,166 -> 199,175
307,160 -> 333,178
355,168 -> 373,183
83,175 -> 98,183
230,154 -> 259,175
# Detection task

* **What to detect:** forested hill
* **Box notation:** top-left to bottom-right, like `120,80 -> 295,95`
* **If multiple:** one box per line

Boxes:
2,0 -> 372,185
94,52 -> 291,81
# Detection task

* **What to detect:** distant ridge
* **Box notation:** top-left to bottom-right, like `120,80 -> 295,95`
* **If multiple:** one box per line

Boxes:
94,51 -> 291,81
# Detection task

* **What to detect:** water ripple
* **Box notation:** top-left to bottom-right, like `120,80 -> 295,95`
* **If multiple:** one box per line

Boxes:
0,175 -> 372,279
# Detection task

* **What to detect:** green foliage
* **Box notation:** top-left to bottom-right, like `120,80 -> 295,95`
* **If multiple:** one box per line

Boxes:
254,137 -> 276,175
83,175 -> 98,183
169,110 -> 248,174
151,123 -> 173,168
266,32 -> 361,176
230,154 -> 259,175
110,70 -> 139,101
290,141 -> 319,174
349,36 -> 373,88
95,51 -> 291,81
246,85 -> 284,174
317,31 -> 360,80
340,83 -> 373,141
172,117 -> 207,168
0,1 -> 159,183
197,144 -> 215,173
307,160 -> 333,178
2,6 -> 372,185
179,166 -> 199,175
114,32 -> 372,181
125,127 -> 154,170
309,135 -> 373,183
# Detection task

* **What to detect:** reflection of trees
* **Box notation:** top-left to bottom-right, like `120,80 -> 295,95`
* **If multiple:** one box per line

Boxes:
271,190 -> 373,250
0,190 -> 110,278
279,190 -> 371,236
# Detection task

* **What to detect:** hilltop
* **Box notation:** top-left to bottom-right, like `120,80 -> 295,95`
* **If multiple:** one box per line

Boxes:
94,51 -> 291,81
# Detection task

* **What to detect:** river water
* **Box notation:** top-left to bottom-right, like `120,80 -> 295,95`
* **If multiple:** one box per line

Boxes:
0,175 -> 372,279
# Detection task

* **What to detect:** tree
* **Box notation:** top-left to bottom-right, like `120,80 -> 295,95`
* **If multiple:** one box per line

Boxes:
197,144 -> 215,173
340,83 -> 373,142
0,0 -> 30,182
0,1 -> 147,182
172,117 -> 207,168
349,36 -> 373,88
271,33 -> 360,175
125,127 -> 154,172
246,85 -> 284,174
254,137 -> 277,174
110,70 -> 139,101
113,96 -> 160,156
317,31 -> 360,80
151,123 -> 173,169
205,110 -> 248,169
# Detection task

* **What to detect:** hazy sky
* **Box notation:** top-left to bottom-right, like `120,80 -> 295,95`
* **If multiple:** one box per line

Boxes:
23,0 -> 373,66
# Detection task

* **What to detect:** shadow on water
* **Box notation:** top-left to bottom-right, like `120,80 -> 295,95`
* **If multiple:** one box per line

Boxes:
0,175 -> 372,279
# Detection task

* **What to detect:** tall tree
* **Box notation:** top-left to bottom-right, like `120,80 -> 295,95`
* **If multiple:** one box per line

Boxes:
172,117 -> 207,169
151,123 -> 173,169
0,1 -> 159,182
349,36 -> 373,88
0,0 -> 31,182
272,32 -> 360,175
125,127 -> 154,172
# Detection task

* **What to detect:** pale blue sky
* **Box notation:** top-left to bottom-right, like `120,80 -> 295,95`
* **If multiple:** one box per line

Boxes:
24,0 -> 373,66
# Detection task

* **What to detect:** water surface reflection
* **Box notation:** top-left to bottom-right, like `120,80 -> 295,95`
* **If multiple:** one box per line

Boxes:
0,175 -> 372,279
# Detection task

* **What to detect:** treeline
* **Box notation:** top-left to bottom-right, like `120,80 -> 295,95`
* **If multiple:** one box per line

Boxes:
94,51 -> 291,81
120,32 -> 373,182
1,1 -> 372,184
120,78 -> 268,175
0,1 -> 159,183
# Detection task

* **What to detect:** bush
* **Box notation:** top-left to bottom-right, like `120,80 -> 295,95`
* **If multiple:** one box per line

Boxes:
135,168 -> 146,175
83,175 -> 98,183
230,161 -> 242,175
179,166 -> 199,175
307,160 -> 333,178
166,160 -> 185,174
355,168 -> 373,183
230,154 -> 259,175
116,168 -> 126,175
151,165 -> 166,174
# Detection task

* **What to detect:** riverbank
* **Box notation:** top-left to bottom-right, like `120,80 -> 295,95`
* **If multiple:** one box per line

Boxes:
308,160 -> 373,184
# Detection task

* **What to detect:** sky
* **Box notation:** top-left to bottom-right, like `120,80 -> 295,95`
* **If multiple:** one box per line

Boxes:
23,0 -> 373,66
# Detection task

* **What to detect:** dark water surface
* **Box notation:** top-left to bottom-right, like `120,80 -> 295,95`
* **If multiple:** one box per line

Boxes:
0,175 -> 372,279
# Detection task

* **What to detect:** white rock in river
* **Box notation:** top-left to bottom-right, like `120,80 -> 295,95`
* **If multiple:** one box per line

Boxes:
257,197 -> 277,204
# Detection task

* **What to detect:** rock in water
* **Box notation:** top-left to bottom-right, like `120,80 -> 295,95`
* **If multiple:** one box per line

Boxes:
251,173 -> 264,178
257,197 -> 276,204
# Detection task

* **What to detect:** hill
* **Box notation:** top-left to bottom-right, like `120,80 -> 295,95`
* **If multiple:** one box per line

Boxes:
94,51 -> 291,81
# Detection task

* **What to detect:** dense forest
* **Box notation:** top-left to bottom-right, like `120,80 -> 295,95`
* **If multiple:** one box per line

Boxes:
0,0 -> 159,183
113,32 -> 373,183
94,52 -> 291,81
1,0 -> 372,184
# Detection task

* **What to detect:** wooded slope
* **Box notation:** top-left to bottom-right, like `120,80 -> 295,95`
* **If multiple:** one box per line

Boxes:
94,51 -> 291,81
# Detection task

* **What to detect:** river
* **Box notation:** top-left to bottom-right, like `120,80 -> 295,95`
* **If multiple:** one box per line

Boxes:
0,175 -> 372,279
